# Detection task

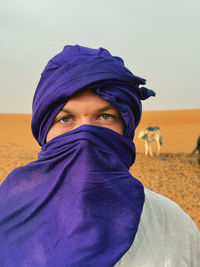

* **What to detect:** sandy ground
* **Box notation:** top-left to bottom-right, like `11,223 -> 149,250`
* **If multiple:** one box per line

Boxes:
0,109 -> 200,229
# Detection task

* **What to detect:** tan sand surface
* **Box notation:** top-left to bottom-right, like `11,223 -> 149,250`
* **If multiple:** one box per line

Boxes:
0,109 -> 200,229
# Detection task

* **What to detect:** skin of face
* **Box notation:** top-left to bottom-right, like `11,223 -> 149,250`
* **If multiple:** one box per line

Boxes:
46,89 -> 124,142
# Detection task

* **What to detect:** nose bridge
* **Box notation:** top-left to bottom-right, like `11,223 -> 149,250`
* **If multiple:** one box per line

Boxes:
80,116 -> 93,126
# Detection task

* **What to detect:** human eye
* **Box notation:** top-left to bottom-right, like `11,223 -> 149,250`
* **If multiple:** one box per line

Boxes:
59,116 -> 72,123
98,113 -> 118,122
100,114 -> 114,120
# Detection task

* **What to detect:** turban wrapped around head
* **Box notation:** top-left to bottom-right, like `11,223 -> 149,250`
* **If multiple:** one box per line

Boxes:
31,45 -> 155,146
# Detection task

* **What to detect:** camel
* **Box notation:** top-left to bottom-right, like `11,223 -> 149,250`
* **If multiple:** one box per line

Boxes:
191,136 -> 200,165
138,126 -> 162,156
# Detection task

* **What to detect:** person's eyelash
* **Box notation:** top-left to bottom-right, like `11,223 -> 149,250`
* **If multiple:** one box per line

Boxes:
98,113 -> 117,120
57,115 -> 73,123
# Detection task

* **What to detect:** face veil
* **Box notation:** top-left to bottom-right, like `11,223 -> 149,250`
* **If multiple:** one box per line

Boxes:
0,45 -> 155,267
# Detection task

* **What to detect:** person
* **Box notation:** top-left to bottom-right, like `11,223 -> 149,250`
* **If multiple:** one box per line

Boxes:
0,45 -> 199,267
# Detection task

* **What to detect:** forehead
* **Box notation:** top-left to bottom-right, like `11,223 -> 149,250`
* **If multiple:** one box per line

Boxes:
62,89 -> 117,111
68,89 -> 106,102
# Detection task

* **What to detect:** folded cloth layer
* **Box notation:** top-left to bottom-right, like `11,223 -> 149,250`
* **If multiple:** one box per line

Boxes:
0,125 -> 144,267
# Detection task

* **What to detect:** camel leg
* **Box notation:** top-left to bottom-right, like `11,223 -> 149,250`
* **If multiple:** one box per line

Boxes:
191,147 -> 197,154
145,140 -> 148,155
149,143 -> 153,156
157,140 -> 161,156
198,150 -> 200,166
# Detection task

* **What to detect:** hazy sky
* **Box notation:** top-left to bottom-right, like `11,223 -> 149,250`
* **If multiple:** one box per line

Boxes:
0,0 -> 199,113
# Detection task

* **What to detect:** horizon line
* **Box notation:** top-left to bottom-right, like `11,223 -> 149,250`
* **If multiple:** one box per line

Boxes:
0,108 -> 200,115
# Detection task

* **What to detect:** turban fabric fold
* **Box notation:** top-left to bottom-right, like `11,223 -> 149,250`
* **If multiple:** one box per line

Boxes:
0,45 -> 155,266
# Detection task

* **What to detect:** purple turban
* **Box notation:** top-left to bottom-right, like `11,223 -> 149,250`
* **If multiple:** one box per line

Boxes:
32,45 -> 155,146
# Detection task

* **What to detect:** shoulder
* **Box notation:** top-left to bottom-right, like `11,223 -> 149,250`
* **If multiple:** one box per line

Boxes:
143,188 -> 198,233
115,189 -> 200,266
144,188 -> 186,215
142,188 -> 200,263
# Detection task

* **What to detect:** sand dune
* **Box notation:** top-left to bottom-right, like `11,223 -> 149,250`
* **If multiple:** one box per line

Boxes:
0,109 -> 200,228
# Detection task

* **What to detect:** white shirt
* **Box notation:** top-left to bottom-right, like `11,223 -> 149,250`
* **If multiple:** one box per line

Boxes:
115,189 -> 200,267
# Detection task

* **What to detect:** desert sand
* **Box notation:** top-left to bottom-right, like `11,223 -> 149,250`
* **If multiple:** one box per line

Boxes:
0,109 -> 200,229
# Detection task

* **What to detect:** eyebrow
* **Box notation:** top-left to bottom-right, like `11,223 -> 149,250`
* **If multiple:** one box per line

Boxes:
97,104 -> 116,112
60,104 -> 116,114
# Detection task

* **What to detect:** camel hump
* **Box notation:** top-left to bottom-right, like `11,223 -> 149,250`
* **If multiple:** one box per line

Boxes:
147,126 -> 160,131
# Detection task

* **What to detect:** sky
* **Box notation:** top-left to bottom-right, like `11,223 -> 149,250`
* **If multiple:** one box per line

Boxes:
0,0 -> 200,113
